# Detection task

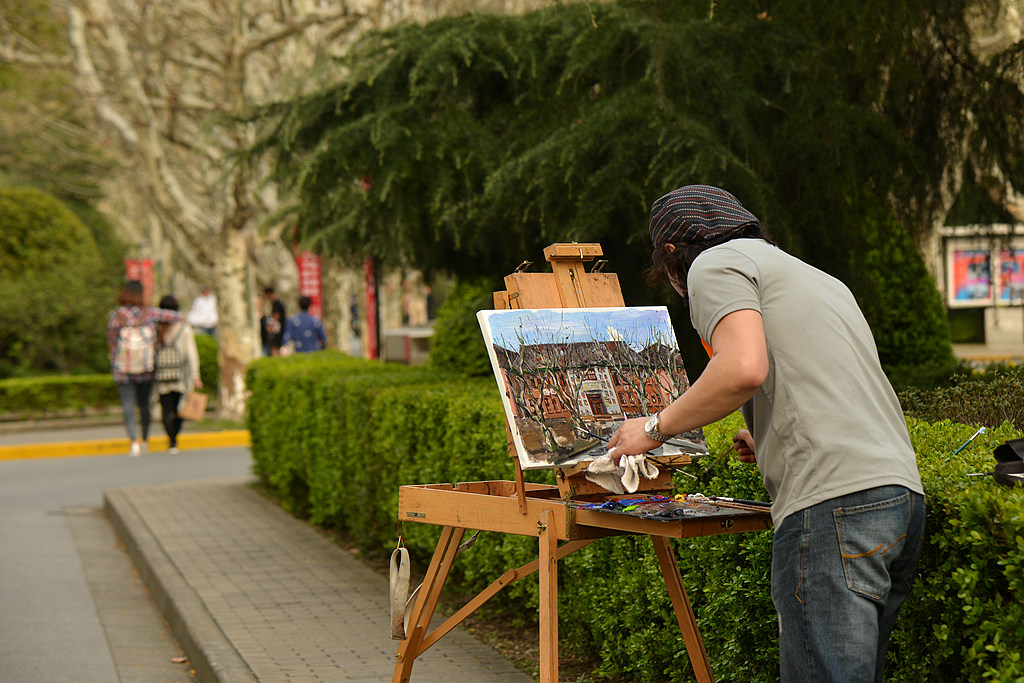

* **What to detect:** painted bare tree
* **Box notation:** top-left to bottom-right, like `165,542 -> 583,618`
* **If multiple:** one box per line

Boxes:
494,313 -> 687,453
58,0 -> 369,417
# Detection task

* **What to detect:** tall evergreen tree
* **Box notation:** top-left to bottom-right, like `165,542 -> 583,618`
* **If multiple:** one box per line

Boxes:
255,0 -> 1024,377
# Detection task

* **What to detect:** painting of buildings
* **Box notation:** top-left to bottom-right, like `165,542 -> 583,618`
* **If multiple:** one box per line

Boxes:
477,307 -> 708,469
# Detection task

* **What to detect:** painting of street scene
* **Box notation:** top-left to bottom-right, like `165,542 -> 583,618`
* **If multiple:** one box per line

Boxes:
477,307 -> 708,470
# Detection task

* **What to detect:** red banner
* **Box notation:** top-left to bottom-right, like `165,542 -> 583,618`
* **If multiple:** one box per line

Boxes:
124,259 -> 155,304
364,256 -> 379,359
295,251 -> 323,319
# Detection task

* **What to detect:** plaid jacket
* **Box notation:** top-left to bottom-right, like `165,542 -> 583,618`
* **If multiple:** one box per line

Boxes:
107,306 -> 182,383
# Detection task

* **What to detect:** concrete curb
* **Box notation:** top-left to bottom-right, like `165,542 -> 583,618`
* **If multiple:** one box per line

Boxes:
105,488 -> 256,683
0,430 -> 250,461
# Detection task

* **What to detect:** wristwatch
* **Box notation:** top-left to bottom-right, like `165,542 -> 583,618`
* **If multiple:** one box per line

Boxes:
644,413 -> 670,442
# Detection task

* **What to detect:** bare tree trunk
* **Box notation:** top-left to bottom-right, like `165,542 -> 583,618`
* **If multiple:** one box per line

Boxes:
61,0 -> 371,419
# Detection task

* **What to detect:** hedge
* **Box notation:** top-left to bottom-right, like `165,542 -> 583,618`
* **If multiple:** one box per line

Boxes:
247,353 -> 1024,682
0,374 -> 119,419
0,335 -> 220,421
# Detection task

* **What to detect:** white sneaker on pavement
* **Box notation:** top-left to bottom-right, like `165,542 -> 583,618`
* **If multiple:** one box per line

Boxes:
130,441 -> 141,456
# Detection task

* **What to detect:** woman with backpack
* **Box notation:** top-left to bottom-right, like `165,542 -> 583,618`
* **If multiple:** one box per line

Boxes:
152,295 -> 202,454
107,280 -> 180,456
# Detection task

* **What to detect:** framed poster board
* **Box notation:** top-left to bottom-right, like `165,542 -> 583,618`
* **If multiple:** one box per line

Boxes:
997,248 -> 1024,305
948,247 -> 993,307
945,235 -> 1024,308
478,306 -> 708,470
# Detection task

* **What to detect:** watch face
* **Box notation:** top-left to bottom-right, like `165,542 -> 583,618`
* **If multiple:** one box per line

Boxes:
645,415 -> 663,440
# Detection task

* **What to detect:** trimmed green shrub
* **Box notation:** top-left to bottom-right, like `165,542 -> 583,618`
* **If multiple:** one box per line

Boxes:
854,206 -> 957,392
0,186 -> 120,374
194,333 -> 219,393
247,354 -> 1024,682
427,277 -> 495,377
900,363 -> 1024,431
0,374 -> 118,418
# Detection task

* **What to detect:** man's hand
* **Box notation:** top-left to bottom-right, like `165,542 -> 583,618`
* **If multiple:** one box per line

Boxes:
606,417 -> 662,457
734,428 -> 756,463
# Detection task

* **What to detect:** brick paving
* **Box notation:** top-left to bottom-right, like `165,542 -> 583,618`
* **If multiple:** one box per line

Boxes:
107,477 -> 534,683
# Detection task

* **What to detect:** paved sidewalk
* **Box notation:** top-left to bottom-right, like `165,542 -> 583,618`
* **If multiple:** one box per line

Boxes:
106,476 -> 535,683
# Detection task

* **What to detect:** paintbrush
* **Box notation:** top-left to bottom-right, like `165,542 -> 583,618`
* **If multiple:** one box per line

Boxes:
699,440 -> 739,478
944,426 -> 986,463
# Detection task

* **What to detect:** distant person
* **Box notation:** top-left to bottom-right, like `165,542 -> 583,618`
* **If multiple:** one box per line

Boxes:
107,280 -> 180,456
153,295 -> 202,455
187,284 -> 218,336
260,286 -> 286,356
282,296 -> 326,353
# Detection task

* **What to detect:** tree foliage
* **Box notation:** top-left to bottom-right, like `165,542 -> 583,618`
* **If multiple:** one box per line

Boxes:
0,0 -> 111,204
0,187 -> 119,374
254,0 -> 1024,375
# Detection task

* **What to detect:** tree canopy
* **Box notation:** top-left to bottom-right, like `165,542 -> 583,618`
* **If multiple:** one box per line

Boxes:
254,0 -> 1024,375
0,187 -> 119,374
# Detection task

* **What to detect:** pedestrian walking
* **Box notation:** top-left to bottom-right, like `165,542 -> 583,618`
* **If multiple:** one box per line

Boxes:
107,280 -> 180,455
153,295 -> 202,454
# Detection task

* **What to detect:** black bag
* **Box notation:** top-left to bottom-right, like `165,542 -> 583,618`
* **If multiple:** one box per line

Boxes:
993,438 -> 1024,488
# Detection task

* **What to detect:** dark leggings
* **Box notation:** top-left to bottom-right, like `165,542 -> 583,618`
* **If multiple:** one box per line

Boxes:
159,391 -> 183,447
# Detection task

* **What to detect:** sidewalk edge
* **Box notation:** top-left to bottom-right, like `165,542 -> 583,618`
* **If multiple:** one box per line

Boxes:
105,487 -> 256,683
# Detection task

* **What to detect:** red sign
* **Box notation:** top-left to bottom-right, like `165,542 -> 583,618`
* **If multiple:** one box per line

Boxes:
295,251 -> 323,319
124,259 -> 155,304
364,256 -> 379,359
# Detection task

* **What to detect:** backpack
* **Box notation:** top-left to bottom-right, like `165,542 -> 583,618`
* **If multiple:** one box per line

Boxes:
114,315 -> 156,375
154,326 -> 184,382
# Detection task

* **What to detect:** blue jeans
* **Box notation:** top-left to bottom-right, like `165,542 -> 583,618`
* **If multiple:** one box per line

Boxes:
116,380 -> 152,443
772,485 -> 926,683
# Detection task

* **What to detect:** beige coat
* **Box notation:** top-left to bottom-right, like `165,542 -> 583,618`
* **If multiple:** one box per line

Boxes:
153,321 -> 201,410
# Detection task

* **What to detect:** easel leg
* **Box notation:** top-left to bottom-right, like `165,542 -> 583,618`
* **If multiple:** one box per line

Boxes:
651,536 -> 715,683
393,526 -> 465,683
538,510 -> 558,683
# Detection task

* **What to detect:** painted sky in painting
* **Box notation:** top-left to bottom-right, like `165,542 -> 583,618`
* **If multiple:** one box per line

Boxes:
482,307 -> 677,352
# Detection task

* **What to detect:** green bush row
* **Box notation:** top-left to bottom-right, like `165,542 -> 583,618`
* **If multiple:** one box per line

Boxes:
0,374 -> 119,419
0,334 -> 220,420
246,353 -> 1024,682
900,362 -> 1024,431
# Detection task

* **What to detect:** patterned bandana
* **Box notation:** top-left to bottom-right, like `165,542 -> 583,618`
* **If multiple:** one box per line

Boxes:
648,185 -> 760,247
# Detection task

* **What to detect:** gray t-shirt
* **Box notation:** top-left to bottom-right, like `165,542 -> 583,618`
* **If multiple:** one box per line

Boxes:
687,239 -> 923,525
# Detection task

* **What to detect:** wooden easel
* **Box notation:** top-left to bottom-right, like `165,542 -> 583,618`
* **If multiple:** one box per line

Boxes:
393,243 -> 770,683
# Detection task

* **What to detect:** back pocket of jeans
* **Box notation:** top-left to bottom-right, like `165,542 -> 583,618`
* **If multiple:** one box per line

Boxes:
833,492 -> 909,600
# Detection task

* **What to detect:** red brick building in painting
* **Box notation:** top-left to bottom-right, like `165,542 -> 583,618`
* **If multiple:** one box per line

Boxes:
493,340 -> 685,428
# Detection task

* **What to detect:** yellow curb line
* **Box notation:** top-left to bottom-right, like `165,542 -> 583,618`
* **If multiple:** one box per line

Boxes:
0,430 -> 250,461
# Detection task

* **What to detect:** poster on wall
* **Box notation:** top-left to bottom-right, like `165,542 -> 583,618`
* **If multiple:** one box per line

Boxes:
998,248 -> 1024,304
948,248 -> 993,307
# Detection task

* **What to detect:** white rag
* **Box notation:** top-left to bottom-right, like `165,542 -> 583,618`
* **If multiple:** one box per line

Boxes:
584,452 -> 659,494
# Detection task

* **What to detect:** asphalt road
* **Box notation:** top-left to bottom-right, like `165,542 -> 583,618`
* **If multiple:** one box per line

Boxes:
0,434 -> 251,682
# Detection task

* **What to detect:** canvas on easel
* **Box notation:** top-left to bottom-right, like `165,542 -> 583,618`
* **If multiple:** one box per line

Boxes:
478,306 -> 709,470
393,245 -> 771,683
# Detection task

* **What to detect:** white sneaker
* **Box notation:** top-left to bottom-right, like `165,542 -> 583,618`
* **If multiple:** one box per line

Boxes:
130,441 -> 141,456
169,447 -> 179,455
140,441 -> 149,454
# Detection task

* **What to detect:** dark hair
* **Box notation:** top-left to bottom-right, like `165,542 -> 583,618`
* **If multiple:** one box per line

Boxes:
158,294 -> 179,311
646,223 -> 776,290
117,280 -> 145,307
298,295 -> 312,311
264,286 -> 275,295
